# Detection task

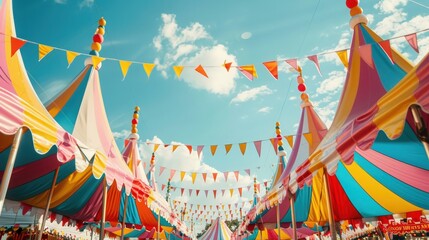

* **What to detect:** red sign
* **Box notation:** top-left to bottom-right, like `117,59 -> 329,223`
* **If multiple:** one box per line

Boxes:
386,223 -> 429,234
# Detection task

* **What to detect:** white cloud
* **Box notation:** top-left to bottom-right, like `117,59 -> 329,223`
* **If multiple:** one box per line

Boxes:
258,107 -> 272,113
39,80 -> 69,103
54,0 -> 67,4
289,96 -> 297,101
230,85 -> 273,104
79,0 -> 94,8
241,32 -> 252,40
316,70 -> 346,94
374,0 -> 408,14
113,130 -> 130,140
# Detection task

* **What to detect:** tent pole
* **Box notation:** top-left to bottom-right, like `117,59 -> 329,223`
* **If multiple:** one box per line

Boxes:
322,169 -> 337,240
120,194 -> 129,240
290,195 -> 297,240
157,209 -> 161,240
37,167 -> 60,240
276,204 -> 281,240
410,105 -> 429,158
90,227 -> 94,240
99,179 -> 108,240
0,127 -> 23,215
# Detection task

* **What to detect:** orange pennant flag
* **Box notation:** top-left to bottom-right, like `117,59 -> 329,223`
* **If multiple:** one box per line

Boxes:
212,172 -> 218,182
238,187 -> 243,197
210,145 -> 218,156
234,171 -> 239,181
186,145 -> 192,154
225,144 -> 233,154
66,51 -> 80,67
270,138 -> 278,154
336,50 -> 349,69
202,172 -> 207,182
238,65 -> 257,81
143,63 -> 155,78
119,60 -> 132,79
153,144 -> 160,152
195,64 -> 209,78
10,37 -> 26,57
303,133 -> 313,147
173,66 -> 184,78
262,61 -> 278,80
191,172 -> 197,184
172,145 -> 179,152
38,44 -> 54,61
180,171 -> 186,181
223,61 -> 232,72
285,135 -> 294,148
239,143 -> 247,155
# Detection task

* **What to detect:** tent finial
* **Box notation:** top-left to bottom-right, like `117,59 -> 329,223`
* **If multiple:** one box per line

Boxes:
84,17 -> 106,68
276,122 -> 286,157
347,0 -> 368,28
129,106 -> 140,140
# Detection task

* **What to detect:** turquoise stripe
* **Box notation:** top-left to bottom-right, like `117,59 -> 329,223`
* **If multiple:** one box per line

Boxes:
124,228 -> 146,238
120,190 -> 142,225
281,185 -> 311,223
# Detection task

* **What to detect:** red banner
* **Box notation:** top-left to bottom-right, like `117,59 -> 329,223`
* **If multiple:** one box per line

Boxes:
386,223 -> 429,234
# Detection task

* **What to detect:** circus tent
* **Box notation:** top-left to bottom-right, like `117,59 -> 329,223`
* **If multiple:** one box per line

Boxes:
233,227 -> 314,240
198,218 -> 232,240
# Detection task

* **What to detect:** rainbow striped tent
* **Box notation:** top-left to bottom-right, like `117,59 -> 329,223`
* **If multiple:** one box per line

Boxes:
233,227 -> 315,240
199,218 -> 232,240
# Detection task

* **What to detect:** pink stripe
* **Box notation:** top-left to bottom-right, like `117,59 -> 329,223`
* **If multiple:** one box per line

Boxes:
69,183 -> 103,220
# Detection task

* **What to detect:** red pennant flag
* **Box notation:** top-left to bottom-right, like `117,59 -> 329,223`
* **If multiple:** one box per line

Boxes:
159,166 -> 165,176
212,172 -> 218,182
197,145 -> 204,158
169,169 -> 176,179
405,33 -> 419,53
223,61 -> 232,71
245,169 -> 251,176
358,44 -> 374,68
161,184 -> 166,191
62,216 -> 70,226
202,172 -> 207,182
195,65 -> 209,78
285,59 -> 299,72
270,138 -> 278,154
253,140 -> 262,157
238,187 -> 243,197
213,190 -> 217,199
10,37 -> 27,57
181,188 -> 185,196
21,204 -> 32,215
196,189 -> 200,196
308,55 -> 322,76
262,61 -> 279,80
186,145 -> 192,154
234,171 -> 239,181
223,172 -> 229,181
164,144 -> 170,148
49,213 -> 56,222
264,181 -> 268,187
379,40 -> 394,64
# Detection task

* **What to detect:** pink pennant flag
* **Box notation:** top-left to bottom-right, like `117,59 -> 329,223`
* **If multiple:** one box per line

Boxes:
379,40 -> 394,64
285,59 -> 299,72
202,172 -> 207,182
245,169 -> 251,176
234,171 -> 239,181
405,33 -> 419,53
253,140 -> 262,157
196,189 -> 200,196
161,184 -> 166,191
264,181 -> 268,187
213,190 -> 217,199
204,190 -> 209,197
221,189 -> 226,197
181,188 -> 185,196
238,65 -> 257,81
270,138 -> 278,154
170,169 -> 176,179
189,189 -> 193,196
159,166 -> 166,176
223,172 -> 229,181
197,145 -> 204,158
212,172 -> 218,182
308,55 -> 322,76
358,44 -> 374,68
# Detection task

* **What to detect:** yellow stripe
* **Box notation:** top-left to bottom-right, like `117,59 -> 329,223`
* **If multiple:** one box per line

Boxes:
307,169 -> 328,223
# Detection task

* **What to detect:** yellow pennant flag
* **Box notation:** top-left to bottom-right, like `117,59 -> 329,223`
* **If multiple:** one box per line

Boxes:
239,143 -> 247,155
336,50 -> 349,69
210,145 -> 218,156
191,172 -> 197,184
173,66 -> 184,78
303,133 -> 313,147
91,56 -> 105,68
153,144 -> 160,153
285,135 -> 294,148
38,44 -> 54,61
119,60 -> 132,79
180,171 -> 186,181
225,144 -> 232,154
143,63 -> 155,78
66,51 -> 80,67
172,145 -> 179,152
229,189 -> 234,197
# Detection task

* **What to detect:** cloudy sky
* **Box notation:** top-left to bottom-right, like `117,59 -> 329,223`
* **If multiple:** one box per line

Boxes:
10,0 -> 429,234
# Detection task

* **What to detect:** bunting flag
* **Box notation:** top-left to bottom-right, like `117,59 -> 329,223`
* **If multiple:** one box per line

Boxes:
189,189 -> 193,196
358,44 -> 374,68
159,166 -> 166,176
238,65 -> 257,81
336,50 -> 349,68
379,40 -> 394,64
308,54 -> 322,76
223,172 -> 229,181
196,189 -> 200,196
180,171 -> 186,181
213,190 -> 217,199
285,135 -> 294,148
66,51 -> 80,67
119,60 -> 132,79
191,172 -> 197,184
405,33 -> 419,53
285,58 -> 299,72
234,171 -> 239,181
263,181 -> 268,187
10,36 -> 26,56
181,188 -> 185,196
143,63 -> 156,78
38,44 -> 54,61
202,172 -> 207,182
303,132 -> 313,147
269,138 -> 278,154
225,144 -> 232,154
262,61 -> 278,80
204,190 -> 209,197
229,189 -> 234,197
161,184 -> 166,191
239,142 -> 247,155
173,65 -> 184,78
197,145 -> 204,158
221,189 -> 225,197
153,143 -> 160,152
164,144 -> 169,148
91,56 -> 105,67
245,169 -> 251,176
212,172 -> 218,182
210,145 -> 218,156
256,183 -> 260,193
253,140 -> 262,157
172,145 -> 179,152
186,145 -> 192,154
195,64 -> 209,78
169,169 -> 176,179
223,61 -> 232,72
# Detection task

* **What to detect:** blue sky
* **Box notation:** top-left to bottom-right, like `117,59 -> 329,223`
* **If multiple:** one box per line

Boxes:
10,0 -> 429,234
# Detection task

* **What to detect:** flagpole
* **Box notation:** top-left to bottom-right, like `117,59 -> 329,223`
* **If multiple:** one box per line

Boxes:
0,128 -> 23,215
410,105 -> 429,158
99,179 -> 108,240
157,210 -> 161,240
37,167 -> 60,240
322,169 -> 337,240
120,194 -> 129,240
290,194 -> 297,240
276,204 -> 281,240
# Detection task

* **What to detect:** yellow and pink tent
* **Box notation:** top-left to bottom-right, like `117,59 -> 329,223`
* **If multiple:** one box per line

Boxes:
199,218 -> 232,240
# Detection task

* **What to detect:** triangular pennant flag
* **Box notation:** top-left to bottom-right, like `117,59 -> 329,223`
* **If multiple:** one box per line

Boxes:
197,145 -> 204,158
238,65 -> 257,81
229,189 -> 234,197
143,63 -> 156,78
336,50 -> 349,68
172,145 -> 179,152
379,40 -> 394,64
195,64 -> 209,78
405,33 -> 419,53
256,183 -> 261,193
66,51 -> 80,67
264,181 -> 268,187
223,172 -> 229,181
213,190 -> 217,199
91,56 -> 105,67
223,61 -> 232,72
164,144 -> 169,148
285,59 -> 299,72
181,188 -> 185,196
247,185 -> 251,191
234,171 -> 239,181
204,190 -> 209,197
196,189 -> 200,196
170,169 -> 176,179
253,140 -> 262,157
308,55 -> 322,76
210,205 -> 213,210
285,135 -> 294,148
202,172 -> 207,182
358,44 -> 374,68
262,61 -> 278,80
38,44 -> 54,61
119,60 -> 132,79
210,145 -> 218,156
186,145 -> 192,154
10,37 -> 27,57
143,162 -> 147,170
212,172 -> 218,182
191,172 -> 197,184
225,144 -> 233,154
180,171 -> 186,181
239,142 -> 247,155
270,138 -> 278,154
153,144 -> 160,152
303,133 -> 313,147
161,184 -> 166,191
188,189 -> 193,196
173,66 -> 184,78
245,169 -> 251,176
159,166 -> 165,176
221,189 -> 226,196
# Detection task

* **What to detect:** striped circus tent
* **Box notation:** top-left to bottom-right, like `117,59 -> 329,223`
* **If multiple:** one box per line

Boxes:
199,218 -> 232,240
233,227 -> 315,240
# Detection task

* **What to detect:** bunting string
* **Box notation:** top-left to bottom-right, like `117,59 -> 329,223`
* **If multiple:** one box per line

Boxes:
3,27 -> 428,80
